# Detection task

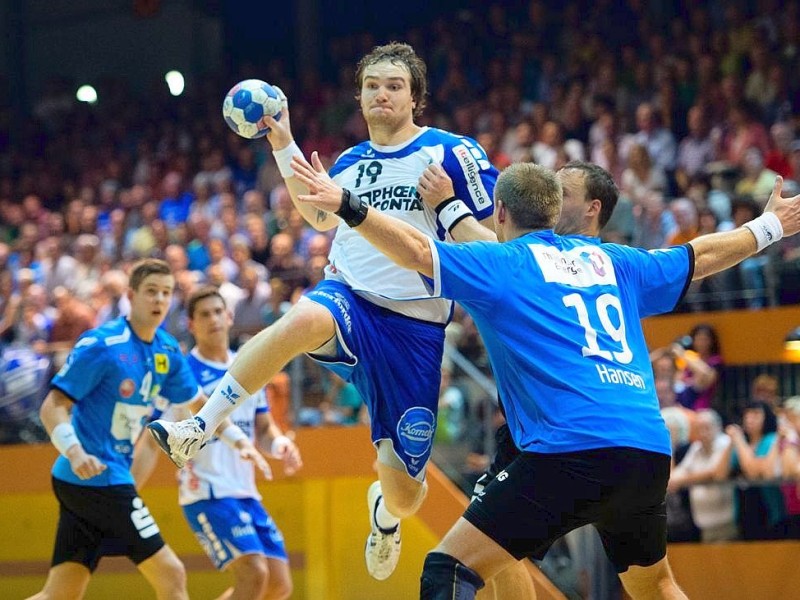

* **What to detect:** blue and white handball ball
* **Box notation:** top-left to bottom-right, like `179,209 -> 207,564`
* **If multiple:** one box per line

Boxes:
222,79 -> 284,139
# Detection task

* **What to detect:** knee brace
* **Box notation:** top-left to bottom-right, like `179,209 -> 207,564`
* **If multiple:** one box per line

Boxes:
420,551 -> 485,600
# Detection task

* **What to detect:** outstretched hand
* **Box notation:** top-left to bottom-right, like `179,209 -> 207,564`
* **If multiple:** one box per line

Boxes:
765,176 -> 800,237
293,152 -> 346,214
271,436 -> 303,476
239,444 -> 273,481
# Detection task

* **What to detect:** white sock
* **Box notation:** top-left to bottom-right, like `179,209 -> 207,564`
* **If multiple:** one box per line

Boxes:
196,373 -> 250,440
375,496 -> 401,531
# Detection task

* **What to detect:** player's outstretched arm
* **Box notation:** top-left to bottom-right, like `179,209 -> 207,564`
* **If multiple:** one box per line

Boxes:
261,97 -> 339,232
690,176 -> 800,280
417,164 -> 497,242
292,152 -> 434,276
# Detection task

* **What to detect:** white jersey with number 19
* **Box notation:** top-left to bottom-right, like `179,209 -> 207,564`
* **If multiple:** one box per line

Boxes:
327,126 -> 498,323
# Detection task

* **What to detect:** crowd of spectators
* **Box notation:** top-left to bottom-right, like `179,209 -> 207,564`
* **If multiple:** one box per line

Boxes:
2,3 -> 800,543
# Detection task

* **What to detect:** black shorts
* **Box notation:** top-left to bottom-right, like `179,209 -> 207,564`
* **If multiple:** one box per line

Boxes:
52,477 -> 165,571
465,443 -> 670,573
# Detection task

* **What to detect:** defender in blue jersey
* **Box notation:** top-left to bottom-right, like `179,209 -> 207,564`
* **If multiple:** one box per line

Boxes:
149,42 -> 498,580
135,287 -> 301,600
287,156 -> 800,599
31,260 -> 200,600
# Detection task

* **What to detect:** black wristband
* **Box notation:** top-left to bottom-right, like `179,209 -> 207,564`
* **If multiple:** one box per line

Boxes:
335,188 -> 369,227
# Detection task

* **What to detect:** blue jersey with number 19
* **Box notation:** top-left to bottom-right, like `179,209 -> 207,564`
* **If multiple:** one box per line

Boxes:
428,231 -> 693,456
50,318 -> 201,487
327,126 -> 497,323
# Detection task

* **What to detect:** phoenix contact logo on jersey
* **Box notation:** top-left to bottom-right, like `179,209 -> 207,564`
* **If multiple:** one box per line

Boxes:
356,186 -> 424,212
452,143 -> 491,210
530,245 -> 618,287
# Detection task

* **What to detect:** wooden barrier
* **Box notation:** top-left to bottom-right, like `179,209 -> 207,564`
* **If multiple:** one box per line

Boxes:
642,305 -> 800,365
0,426 -> 562,599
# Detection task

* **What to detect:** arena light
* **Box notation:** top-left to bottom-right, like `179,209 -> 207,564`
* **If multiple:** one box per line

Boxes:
785,327 -> 800,351
165,71 -> 185,96
76,85 -> 98,104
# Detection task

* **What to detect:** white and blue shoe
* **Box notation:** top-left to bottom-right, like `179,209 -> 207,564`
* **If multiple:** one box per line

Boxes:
147,417 -> 205,468
365,481 -> 402,580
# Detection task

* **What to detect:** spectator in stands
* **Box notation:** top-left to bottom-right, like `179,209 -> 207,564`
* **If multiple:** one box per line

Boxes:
631,102 -> 677,175
726,401 -> 785,540
674,324 -> 723,411
47,286 -> 95,370
668,409 -> 738,542
662,405 -> 700,543
676,105 -> 716,192
621,144 -> 668,205
735,146 -> 780,205
765,122 -> 796,179
751,374 -> 782,411
95,270 -> 131,325
721,102 -> 771,168
231,263 -> 271,348
631,191 -> 676,250
776,397 -> 800,538
266,232 -> 307,297
666,198 -> 701,246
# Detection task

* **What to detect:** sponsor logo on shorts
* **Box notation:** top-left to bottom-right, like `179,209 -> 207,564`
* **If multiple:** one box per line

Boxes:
396,406 -> 435,458
119,378 -> 135,398
130,497 -> 160,539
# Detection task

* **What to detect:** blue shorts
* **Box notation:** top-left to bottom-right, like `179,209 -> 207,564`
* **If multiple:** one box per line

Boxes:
305,280 -> 445,478
182,497 -> 287,570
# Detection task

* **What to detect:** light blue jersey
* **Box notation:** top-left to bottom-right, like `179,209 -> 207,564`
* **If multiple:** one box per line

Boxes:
51,317 -> 201,486
428,232 -> 693,456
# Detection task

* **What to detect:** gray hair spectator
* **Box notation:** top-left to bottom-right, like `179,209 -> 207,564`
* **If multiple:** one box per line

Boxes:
668,410 -> 737,542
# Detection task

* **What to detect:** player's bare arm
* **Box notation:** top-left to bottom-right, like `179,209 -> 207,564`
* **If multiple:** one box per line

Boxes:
417,164 -> 497,241
690,176 -> 800,280
293,152 -> 434,276
261,99 -> 339,232
41,388 -> 107,480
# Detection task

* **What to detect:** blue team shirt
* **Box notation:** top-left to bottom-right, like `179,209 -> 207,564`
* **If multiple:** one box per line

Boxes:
429,231 -> 693,456
51,317 -> 201,486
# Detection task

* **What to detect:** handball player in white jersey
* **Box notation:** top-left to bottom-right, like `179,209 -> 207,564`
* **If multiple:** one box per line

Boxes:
149,42 -> 498,580
135,286 -> 302,600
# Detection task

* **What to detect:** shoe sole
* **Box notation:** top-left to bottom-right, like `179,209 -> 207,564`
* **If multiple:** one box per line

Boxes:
146,422 -> 186,468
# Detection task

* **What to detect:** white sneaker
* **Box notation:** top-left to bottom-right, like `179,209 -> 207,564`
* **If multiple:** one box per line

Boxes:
365,481 -> 401,580
147,417 -> 205,468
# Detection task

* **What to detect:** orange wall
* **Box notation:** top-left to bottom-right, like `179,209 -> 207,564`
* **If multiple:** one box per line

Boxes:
0,427 -> 562,600
642,305 -> 800,365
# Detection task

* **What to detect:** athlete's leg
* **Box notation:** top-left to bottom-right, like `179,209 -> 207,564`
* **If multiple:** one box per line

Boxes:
478,562 -> 536,600
149,300 -> 336,464
364,441 -> 429,580
137,545 -> 188,600
375,443 -> 428,518
24,563 -> 92,600
216,554 -> 268,600
618,558 -> 687,600
263,557 -> 292,600
420,518 -> 518,600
